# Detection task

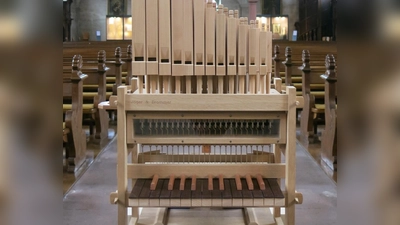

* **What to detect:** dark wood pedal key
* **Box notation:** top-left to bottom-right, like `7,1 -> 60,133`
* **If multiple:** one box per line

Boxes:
139,179 -> 152,199
129,179 -> 146,199
202,178 -> 212,199
211,178 -> 222,199
191,178 -> 203,199
267,178 -> 284,198
230,179 -> 242,199
261,178 -> 274,198
222,179 -> 232,199
160,179 -> 171,199
241,178 -> 252,199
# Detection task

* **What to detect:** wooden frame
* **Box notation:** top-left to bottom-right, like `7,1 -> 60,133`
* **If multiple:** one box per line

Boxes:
109,85 -> 301,225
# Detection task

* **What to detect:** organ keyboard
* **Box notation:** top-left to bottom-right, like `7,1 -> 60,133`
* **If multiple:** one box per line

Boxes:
129,176 -> 285,207
103,1 -> 303,225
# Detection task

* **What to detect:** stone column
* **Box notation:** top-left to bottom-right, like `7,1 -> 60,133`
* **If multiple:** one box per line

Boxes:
248,0 -> 259,21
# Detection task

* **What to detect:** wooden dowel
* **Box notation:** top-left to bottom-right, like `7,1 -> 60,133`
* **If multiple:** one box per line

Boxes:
175,76 -> 181,94
256,174 -> 265,190
256,71 -> 260,94
137,76 -> 144,93
191,175 -> 196,191
266,73 -> 271,94
168,174 -> 175,191
246,174 -> 254,190
218,76 -> 224,94
179,175 -> 186,190
151,76 -> 157,93
207,76 -> 213,94
249,76 -> 256,94
150,174 -> 159,191
239,76 -> 245,94
208,174 -> 213,190
186,76 -> 192,94
229,76 -> 235,93
235,174 -> 242,190
197,76 -> 203,94
219,174 -> 224,191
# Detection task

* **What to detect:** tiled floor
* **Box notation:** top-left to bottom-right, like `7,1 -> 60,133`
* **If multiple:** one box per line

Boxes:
63,123 -> 337,225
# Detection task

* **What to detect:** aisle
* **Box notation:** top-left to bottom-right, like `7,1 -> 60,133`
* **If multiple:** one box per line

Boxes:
63,137 -> 336,225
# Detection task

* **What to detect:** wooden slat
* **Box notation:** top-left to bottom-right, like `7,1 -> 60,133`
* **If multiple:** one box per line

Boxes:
124,93 -> 288,111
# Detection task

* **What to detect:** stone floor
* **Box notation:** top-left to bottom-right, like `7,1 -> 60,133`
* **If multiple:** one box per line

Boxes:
63,124 -> 337,225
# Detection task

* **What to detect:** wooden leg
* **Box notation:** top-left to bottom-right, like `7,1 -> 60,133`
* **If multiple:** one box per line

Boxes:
118,204 -> 129,225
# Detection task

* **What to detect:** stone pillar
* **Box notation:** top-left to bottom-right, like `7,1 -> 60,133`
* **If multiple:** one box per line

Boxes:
248,0 -> 259,21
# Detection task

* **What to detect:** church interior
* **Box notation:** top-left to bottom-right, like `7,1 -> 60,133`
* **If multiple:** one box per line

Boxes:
63,0 -> 338,224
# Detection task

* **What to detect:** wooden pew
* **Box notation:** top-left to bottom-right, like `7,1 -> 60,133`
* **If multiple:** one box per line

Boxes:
63,50 -> 110,139
319,55 -> 337,171
299,50 -> 319,144
63,55 -> 87,173
274,45 -> 327,99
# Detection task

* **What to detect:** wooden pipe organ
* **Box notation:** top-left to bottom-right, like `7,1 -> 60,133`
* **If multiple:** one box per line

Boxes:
106,1 -> 303,225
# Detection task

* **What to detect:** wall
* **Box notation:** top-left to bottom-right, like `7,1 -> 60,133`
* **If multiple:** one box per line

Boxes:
71,0 -> 107,41
69,0 -> 298,41
281,0 -> 299,40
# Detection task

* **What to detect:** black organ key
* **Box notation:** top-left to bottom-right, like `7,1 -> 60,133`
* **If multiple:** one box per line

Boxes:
211,179 -> 222,199
261,178 -> 274,198
192,178 -> 203,199
181,179 -> 192,199
160,179 -> 171,199
241,179 -> 253,199
251,178 -> 264,199
267,178 -> 284,198
129,179 -> 146,199
171,179 -> 181,199
139,179 -> 152,199
230,179 -> 242,199
201,179 -> 212,199
222,179 -> 232,199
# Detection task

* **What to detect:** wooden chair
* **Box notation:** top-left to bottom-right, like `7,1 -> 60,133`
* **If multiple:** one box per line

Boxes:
319,54 -> 337,171
63,55 -> 88,172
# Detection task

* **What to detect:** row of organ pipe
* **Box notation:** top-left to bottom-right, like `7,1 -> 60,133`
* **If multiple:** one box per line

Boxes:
132,0 -> 273,95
